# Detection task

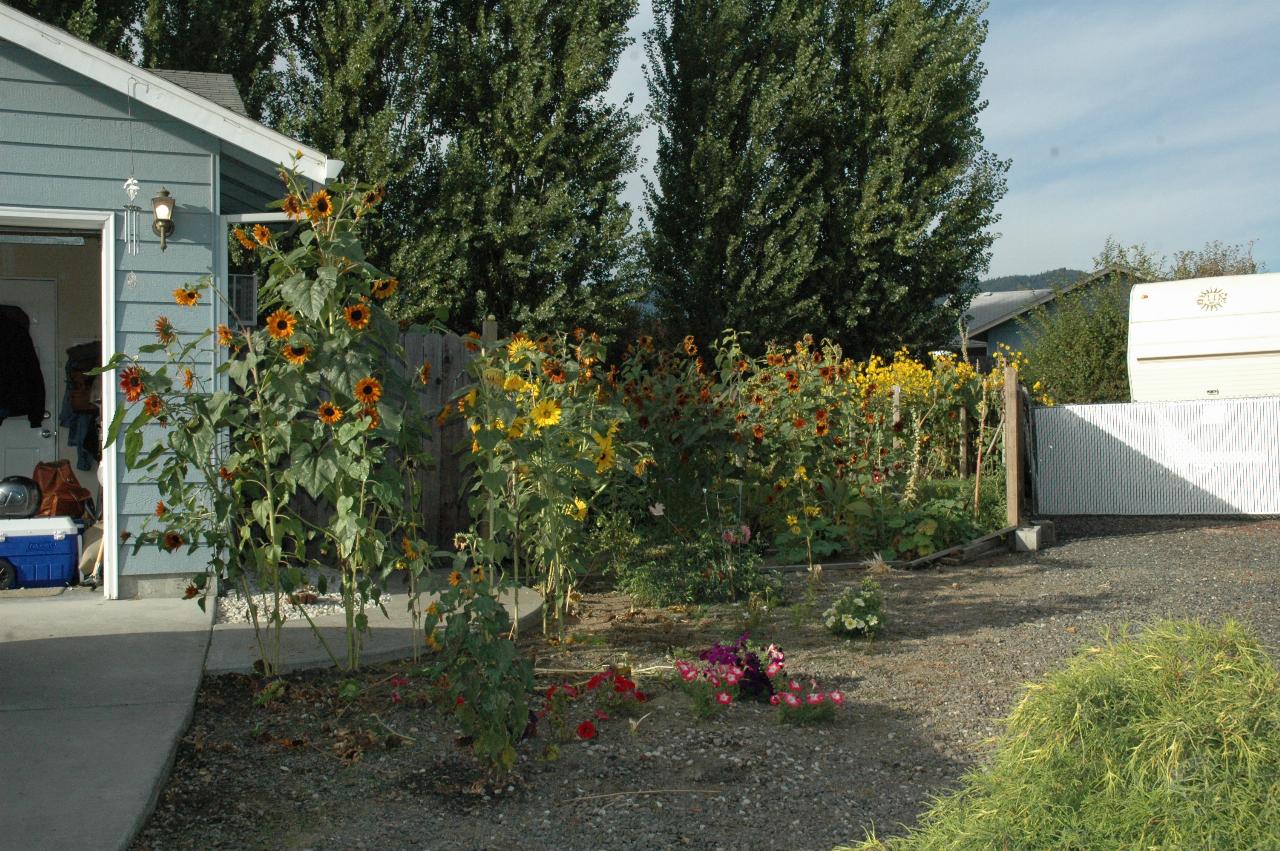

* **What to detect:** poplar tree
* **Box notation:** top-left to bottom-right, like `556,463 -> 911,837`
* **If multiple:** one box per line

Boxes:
140,0 -> 282,119
392,0 -> 644,336
645,0 -> 1008,355
10,0 -> 142,57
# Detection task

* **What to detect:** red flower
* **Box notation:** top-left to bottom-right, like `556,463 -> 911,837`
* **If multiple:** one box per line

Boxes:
391,690 -> 402,704
576,720 -> 597,740
613,676 -> 636,694
455,695 -> 465,706
586,672 -> 609,690
635,691 -> 649,703
389,676 -> 409,688
119,366 -> 144,403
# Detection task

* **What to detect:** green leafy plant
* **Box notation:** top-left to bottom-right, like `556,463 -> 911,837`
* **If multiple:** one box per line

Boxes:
823,579 -> 884,638
844,619 -> 1280,850
101,168 -> 441,673
613,528 -> 777,607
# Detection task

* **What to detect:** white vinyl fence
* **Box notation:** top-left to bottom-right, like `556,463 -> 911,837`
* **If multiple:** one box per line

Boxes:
1031,396 -> 1280,515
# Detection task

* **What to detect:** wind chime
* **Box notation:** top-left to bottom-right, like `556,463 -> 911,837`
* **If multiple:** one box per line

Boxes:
122,80 -> 140,286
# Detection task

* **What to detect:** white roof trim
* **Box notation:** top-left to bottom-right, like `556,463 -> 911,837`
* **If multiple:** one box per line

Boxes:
0,4 -> 343,184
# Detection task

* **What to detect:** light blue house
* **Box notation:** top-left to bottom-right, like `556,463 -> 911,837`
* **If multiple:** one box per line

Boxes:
0,4 -> 342,597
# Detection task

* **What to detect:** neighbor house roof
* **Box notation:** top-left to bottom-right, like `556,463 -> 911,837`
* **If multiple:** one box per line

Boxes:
151,69 -> 249,118
0,4 -> 342,184
963,264 -> 1147,337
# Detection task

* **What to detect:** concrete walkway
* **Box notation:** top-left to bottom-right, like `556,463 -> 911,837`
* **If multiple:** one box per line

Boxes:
0,590 -> 212,851
0,584 -> 544,850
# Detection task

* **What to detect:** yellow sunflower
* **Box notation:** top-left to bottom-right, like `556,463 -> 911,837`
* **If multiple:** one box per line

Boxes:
354,376 -> 383,405
182,367 -> 194,390
282,343 -> 311,365
530,398 -> 562,428
306,189 -> 334,220
265,308 -> 297,340
216,323 -> 234,347
683,335 -> 698,356
252,223 -> 272,246
233,227 -> 255,250
343,302 -> 371,330
173,287 -> 200,307
564,497 -> 588,522
507,335 -> 538,359
370,277 -> 398,300
448,570 -> 462,587
282,194 -> 304,220
317,401 -> 343,424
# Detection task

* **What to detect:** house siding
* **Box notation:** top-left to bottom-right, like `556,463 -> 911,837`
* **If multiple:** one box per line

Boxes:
0,40 -> 219,580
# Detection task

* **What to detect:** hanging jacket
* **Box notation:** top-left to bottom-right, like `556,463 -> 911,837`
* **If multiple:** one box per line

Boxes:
0,305 -> 46,428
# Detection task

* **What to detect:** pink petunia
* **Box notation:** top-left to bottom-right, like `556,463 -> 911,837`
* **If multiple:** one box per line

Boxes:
806,693 -> 826,705
594,709 -> 610,721
722,529 -> 738,545
715,691 -> 733,706
789,680 -> 801,692
724,670 -> 741,685
681,668 -> 698,682
782,693 -> 801,708
740,525 -> 752,544
766,662 -> 782,678
769,694 -> 781,706
829,690 -> 845,705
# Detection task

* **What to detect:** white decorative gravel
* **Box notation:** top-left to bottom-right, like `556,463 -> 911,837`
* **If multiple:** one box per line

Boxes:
214,590 -> 352,625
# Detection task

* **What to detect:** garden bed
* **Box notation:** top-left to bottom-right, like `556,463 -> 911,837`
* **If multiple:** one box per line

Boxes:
132,517 -> 1280,850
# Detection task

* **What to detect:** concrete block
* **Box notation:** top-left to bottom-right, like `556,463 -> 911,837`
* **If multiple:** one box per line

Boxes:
1014,525 -> 1050,552
117,572 -> 197,598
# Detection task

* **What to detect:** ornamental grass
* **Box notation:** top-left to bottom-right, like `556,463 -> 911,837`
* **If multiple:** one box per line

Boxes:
845,619 -> 1280,850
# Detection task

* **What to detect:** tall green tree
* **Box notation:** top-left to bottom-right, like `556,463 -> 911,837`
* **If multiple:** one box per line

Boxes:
644,0 -> 832,349
271,0 -> 436,278
140,0 -> 282,120
393,0 -> 645,336
10,0 -> 142,57
645,0 -> 1007,355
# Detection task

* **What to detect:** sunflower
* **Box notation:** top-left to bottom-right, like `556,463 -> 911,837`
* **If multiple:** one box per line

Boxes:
463,331 -> 482,352
306,189 -> 334,221
283,343 -> 311,365
564,497 -> 588,522
370,277 -> 398,300
401,537 -> 419,559
265,308 -> 297,340
182,368 -> 194,390
592,433 -> 616,473
530,398 -> 562,428
815,407 -> 829,422
144,394 -> 163,416
162,531 -> 185,552
752,423 -> 765,443
361,186 -> 384,208
682,335 -> 698,356
343,302 -> 371,330
252,223 -> 272,246
282,194 -> 304,220
418,361 -> 432,385
815,421 -> 830,437
154,315 -> 176,345
354,376 -> 383,405
155,501 -> 167,518
216,323 -> 234,347
507,335 -> 537,359
470,565 -> 486,584
119,365 -> 144,401
448,570 -> 463,588
173,287 -> 200,307
218,465 -> 235,482
359,406 -> 381,429
543,360 -> 566,384
233,227 -> 255,250
317,401 -> 343,424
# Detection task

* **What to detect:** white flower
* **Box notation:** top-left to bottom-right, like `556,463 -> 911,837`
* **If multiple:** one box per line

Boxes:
648,502 -> 665,517
868,615 -> 878,626
853,597 -> 865,607
825,618 -> 836,628
842,615 -> 855,630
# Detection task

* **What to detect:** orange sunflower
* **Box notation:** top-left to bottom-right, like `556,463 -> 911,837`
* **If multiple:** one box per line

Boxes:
119,366 -> 144,403
344,302 -> 371,330
218,466 -> 235,482
752,423 -> 765,443
448,570 -> 463,587
682,335 -> 698,356
282,194 -> 304,220
370,277 -> 398,300
282,343 -> 311,365
252,223 -> 272,246
182,368 -> 194,390
265,308 -> 297,340
463,331 -> 481,352
353,376 -> 383,406
162,532 -> 185,552
306,189 -> 334,221
815,421 -> 829,437
173,287 -> 200,307
216,323 -> 234,347
417,361 -> 432,385
155,316 -> 176,345
233,227 -> 255,250
358,406 -> 381,429
317,401 -> 343,424
144,394 -> 163,416
155,501 -> 167,518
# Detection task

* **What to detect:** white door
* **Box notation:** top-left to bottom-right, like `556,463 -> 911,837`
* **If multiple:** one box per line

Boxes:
0,278 -> 58,477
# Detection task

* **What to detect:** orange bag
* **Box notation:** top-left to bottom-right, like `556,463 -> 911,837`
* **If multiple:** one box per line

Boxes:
32,460 -> 93,519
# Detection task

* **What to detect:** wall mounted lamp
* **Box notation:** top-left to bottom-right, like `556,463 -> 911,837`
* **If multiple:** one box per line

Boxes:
151,187 -> 175,251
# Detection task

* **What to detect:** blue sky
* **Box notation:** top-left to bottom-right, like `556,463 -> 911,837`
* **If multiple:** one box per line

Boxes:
606,0 -> 1279,279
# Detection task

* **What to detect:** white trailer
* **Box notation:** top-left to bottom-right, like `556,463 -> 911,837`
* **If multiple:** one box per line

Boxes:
1128,273 -> 1280,402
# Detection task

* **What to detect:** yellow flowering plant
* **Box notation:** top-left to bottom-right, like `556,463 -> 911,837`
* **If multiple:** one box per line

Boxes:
100,164 -> 444,673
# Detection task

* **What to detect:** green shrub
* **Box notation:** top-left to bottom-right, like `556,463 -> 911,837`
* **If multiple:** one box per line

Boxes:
822,579 -> 884,638
613,529 -> 779,607
843,619 -> 1280,849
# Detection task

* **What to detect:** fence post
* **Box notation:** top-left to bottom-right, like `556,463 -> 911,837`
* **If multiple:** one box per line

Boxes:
958,407 -> 970,479
1004,366 -> 1023,527
482,314 -> 498,346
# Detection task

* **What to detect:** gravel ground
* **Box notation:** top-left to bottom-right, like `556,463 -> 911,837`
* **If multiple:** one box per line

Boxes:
133,516 -> 1280,851
215,591 -> 348,625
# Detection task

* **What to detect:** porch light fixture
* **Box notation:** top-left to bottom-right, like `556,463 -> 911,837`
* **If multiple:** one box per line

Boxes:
151,187 -> 175,251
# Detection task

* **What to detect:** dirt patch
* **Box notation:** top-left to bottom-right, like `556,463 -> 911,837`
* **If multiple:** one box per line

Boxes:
133,518 -> 1280,850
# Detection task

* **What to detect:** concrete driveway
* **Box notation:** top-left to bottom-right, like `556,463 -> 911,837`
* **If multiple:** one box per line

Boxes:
0,589 -> 211,851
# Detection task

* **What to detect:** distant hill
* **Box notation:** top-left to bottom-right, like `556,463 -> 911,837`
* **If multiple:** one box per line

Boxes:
980,267 -> 1087,293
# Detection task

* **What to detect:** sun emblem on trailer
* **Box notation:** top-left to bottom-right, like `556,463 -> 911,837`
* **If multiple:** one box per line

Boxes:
1196,287 -> 1227,311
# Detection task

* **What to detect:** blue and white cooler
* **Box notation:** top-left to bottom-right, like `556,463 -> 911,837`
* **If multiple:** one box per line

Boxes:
0,517 -> 81,589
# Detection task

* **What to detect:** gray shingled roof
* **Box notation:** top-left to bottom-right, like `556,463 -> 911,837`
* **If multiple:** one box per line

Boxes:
964,288 -> 1055,334
151,69 -> 249,117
